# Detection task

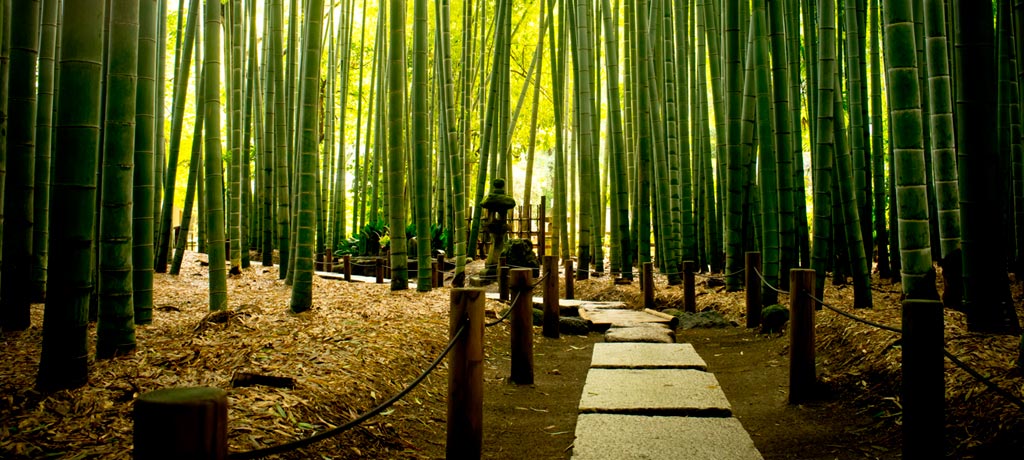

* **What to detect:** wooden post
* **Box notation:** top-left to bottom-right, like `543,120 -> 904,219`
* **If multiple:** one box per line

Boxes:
539,196 -> 546,257
902,299 -> 944,460
343,254 -> 351,281
315,253 -> 324,272
524,204 -> 532,241
437,255 -> 445,287
510,269 -> 535,384
745,252 -> 762,328
683,260 -> 696,313
447,289 -> 485,459
543,255 -> 559,339
325,252 -> 334,273
499,266 -> 511,301
432,261 -> 440,288
375,258 -> 384,284
565,259 -> 575,300
788,269 -> 816,404
134,387 -> 227,460
642,262 -> 655,309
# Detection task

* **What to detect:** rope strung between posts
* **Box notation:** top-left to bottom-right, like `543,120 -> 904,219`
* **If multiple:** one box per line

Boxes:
942,349 -> 1024,411
801,289 -> 1024,411
484,271 -> 550,328
804,290 -> 902,334
227,324 -> 468,459
485,291 -> 520,328
752,267 -> 790,295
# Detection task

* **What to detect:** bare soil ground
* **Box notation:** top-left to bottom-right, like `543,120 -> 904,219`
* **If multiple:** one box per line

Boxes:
1,252 -> 1023,459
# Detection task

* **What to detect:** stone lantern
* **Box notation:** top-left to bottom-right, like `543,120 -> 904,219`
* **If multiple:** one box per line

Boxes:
479,178 -> 516,278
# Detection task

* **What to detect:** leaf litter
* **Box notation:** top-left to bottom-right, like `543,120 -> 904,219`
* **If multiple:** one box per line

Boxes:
0,251 -> 455,459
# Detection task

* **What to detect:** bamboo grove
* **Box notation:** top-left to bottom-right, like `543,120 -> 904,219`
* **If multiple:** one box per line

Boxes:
1,0 -> 1023,390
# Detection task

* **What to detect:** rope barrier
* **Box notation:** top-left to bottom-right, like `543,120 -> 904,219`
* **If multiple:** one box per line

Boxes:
227,324 -> 468,459
752,267 -> 790,295
485,292 -> 520,328
804,289 -> 902,334
942,349 -> 1024,412
801,289 -> 1024,411
484,271 -> 549,328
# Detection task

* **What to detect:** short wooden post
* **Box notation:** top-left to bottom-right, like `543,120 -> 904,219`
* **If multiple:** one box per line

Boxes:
432,261 -> 440,288
343,254 -> 351,282
902,299 -> 944,460
789,269 -> 816,404
437,255 -> 445,287
565,259 -> 575,300
683,260 -> 696,313
642,262 -> 655,309
510,269 -> 535,384
375,258 -> 384,284
539,196 -> 547,257
499,266 -> 511,301
543,255 -> 559,339
447,289 -> 485,459
134,387 -> 227,460
325,253 -> 334,273
745,252 -> 762,328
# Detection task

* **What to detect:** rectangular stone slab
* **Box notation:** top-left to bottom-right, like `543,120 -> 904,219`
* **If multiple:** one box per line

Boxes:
590,343 -> 707,370
578,369 -> 731,416
580,307 -> 674,328
572,414 -> 764,460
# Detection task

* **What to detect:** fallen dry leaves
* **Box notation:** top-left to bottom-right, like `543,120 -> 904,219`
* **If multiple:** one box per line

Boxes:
3,255 -> 1023,458
0,251 -> 455,459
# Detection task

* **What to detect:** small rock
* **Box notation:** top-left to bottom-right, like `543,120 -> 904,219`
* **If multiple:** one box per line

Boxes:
662,308 -> 684,317
559,317 -> 591,335
705,277 -> 726,288
760,304 -> 790,334
676,311 -> 732,330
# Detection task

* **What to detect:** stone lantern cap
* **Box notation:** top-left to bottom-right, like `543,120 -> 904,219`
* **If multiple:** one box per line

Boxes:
480,178 -> 516,212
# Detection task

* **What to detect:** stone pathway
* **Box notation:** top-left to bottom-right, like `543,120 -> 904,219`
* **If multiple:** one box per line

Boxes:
572,326 -> 762,459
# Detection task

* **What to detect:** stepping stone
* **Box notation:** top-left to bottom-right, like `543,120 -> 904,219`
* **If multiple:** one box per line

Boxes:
581,308 -> 675,330
590,343 -> 707,370
604,326 -> 675,343
578,369 -> 731,417
578,301 -> 628,309
572,414 -> 763,460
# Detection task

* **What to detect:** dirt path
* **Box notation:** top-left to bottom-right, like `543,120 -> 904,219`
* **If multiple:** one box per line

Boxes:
681,327 -> 900,460
473,322 -> 900,460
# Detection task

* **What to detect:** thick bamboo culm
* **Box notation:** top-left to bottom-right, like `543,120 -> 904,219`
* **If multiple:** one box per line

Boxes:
510,269 -> 535,384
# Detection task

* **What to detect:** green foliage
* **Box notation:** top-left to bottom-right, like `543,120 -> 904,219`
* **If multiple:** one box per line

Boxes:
335,220 -> 387,257
760,304 -> 790,334
431,224 -> 449,256
501,238 -> 539,269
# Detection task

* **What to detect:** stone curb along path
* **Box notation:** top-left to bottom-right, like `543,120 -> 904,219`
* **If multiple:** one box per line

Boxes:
572,319 -> 764,459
